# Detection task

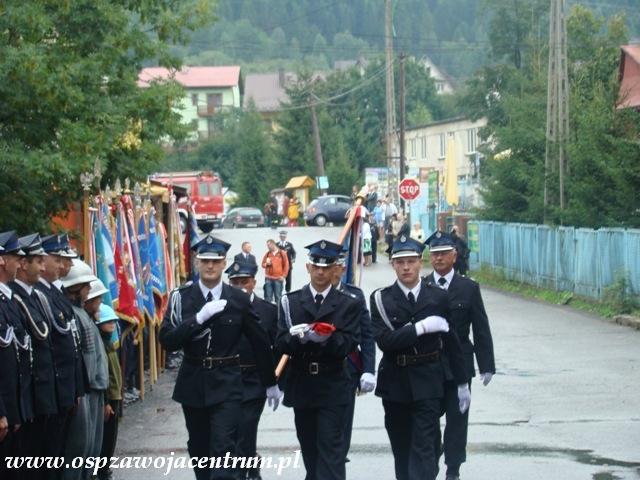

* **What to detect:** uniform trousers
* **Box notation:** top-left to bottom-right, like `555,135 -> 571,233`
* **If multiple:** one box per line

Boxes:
98,400 -> 121,479
383,398 -> 441,480
0,430 -> 16,480
236,398 -> 266,477
182,400 -> 241,480
22,415 -> 53,480
342,370 -> 360,458
438,380 -> 471,474
293,404 -> 348,480
63,391 -> 104,480
44,408 -> 73,480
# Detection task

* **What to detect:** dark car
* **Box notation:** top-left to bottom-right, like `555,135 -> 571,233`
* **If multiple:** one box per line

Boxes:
304,195 -> 352,226
221,207 -> 265,228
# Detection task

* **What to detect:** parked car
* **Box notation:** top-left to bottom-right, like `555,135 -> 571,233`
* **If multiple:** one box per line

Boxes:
221,207 -> 265,228
304,195 -> 352,226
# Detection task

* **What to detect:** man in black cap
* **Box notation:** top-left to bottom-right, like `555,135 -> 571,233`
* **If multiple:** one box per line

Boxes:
329,253 -> 376,461
275,240 -> 361,480
34,234 -> 87,479
370,235 -> 469,480
226,260 -> 279,480
159,234 -> 281,480
277,231 -> 296,292
8,233 -> 58,471
0,231 -> 33,479
424,231 -> 495,480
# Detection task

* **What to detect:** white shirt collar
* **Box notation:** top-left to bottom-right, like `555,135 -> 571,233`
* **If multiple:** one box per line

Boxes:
199,279 -> 223,301
433,269 -> 455,289
53,279 -> 64,291
39,277 -> 52,289
309,284 -> 331,300
0,282 -> 12,299
396,279 -> 421,300
14,279 -> 33,296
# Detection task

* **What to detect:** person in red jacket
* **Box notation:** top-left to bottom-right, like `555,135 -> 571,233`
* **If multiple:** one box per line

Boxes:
261,239 -> 289,304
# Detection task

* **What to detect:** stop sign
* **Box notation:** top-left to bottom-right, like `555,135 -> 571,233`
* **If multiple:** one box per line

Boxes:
398,178 -> 421,201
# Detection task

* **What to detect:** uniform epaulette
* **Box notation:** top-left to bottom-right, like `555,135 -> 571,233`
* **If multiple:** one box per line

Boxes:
283,288 -> 303,298
337,287 -> 357,299
176,281 -> 193,291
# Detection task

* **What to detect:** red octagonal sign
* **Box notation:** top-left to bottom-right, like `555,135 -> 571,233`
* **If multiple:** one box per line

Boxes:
398,178 -> 421,201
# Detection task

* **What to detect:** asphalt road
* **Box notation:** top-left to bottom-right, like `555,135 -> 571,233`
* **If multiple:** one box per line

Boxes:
114,226 -> 640,480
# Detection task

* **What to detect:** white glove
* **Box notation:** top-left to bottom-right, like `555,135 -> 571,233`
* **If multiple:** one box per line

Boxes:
289,324 -> 309,338
359,372 -> 376,393
304,330 -> 331,344
480,372 -> 493,386
414,315 -> 449,336
266,385 -> 283,411
195,300 -> 227,325
458,384 -> 471,414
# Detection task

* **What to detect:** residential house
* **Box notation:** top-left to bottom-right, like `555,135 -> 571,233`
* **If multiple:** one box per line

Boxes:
419,56 -> 455,94
618,44 -> 640,110
391,116 -> 488,209
138,66 -> 242,141
243,69 -> 295,131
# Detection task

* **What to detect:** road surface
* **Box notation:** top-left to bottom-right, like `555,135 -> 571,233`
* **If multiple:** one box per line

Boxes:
114,226 -> 640,480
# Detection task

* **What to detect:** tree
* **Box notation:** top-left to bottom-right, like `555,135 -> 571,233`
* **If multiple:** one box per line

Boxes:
0,0 -> 215,231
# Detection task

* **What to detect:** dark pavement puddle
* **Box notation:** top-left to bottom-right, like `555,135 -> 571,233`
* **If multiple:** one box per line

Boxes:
470,443 -> 640,469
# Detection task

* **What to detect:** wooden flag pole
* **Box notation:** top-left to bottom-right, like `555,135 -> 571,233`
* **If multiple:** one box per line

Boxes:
275,193 -> 366,380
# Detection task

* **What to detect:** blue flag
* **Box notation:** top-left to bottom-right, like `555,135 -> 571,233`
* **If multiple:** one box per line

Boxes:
137,214 -> 155,322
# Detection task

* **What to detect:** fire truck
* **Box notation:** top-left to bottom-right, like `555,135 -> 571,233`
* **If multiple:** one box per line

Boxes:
150,171 -> 224,232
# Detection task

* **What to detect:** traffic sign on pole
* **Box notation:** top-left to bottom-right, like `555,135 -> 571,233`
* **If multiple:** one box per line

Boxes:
398,177 -> 421,201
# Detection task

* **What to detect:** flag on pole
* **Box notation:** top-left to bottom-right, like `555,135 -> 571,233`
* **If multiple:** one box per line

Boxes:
150,214 -> 168,321
93,201 -> 118,307
444,135 -> 458,206
137,212 -> 155,323
114,201 -> 139,324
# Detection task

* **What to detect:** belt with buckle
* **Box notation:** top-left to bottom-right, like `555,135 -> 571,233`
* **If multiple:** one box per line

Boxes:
240,364 -> 257,373
293,359 -> 346,375
395,351 -> 440,367
184,354 -> 240,369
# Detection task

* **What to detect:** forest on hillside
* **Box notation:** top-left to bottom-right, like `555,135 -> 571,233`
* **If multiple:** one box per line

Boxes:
176,0 -> 640,80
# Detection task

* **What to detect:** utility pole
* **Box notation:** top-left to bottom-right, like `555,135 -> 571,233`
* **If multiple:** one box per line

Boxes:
544,0 -> 569,222
384,0 -> 397,202
310,101 -> 326,195
399,53 -> 406,213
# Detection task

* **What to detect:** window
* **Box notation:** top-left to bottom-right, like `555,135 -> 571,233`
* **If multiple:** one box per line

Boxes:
211,180 -> 222,196
467,128 -> 477,154
410,139 -> 417,159
175,182 -> 191,193
207,93 -> 223,110
421,137 -> 427,159
191,94 -> 198,106
439,133 -> 446,159
198,182 -> 210,197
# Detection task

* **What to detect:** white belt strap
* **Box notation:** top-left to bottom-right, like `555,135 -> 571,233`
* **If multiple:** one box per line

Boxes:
374,290 -> 395,331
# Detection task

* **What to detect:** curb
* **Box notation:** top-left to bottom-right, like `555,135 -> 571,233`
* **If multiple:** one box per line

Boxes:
613,315 -> 640,330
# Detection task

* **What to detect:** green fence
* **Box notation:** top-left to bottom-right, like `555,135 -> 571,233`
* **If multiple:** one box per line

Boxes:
468,221 -> 640,300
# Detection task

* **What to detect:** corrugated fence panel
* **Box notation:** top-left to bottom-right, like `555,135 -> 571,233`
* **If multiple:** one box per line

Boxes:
469,221 -> 640,300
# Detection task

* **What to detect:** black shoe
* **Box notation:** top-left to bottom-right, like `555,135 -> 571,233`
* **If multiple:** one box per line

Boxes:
445,476 -> 460,480
345,457 -> 350,463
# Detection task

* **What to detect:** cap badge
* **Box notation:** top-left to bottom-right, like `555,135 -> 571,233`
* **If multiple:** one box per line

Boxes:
436,231 -> 442,238
233,263 -> 240,271
400,235 -> 407,242
206,236 -> 213,244
320,241 -> 326,249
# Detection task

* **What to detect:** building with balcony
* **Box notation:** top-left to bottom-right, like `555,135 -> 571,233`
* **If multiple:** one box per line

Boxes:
138,66 -> 242,141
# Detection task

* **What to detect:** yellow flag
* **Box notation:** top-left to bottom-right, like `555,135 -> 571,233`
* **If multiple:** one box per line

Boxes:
444,135 -> 458,206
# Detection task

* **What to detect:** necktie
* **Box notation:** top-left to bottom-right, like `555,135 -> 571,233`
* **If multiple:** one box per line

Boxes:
206,291 -> 213,302
438,277 -> 447,288
314,294 -> 323,311
407,291 -> 416,306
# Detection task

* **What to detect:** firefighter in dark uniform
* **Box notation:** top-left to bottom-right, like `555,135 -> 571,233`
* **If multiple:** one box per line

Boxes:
9,233 -> 58,468
0,231 -> 33,478
225,260 -> 278,480
35,234 -> 86,478
277,231 -> 296,293
159,234 -> 281,480
275,240 -> 361,480
424,231 -> 495,480
329,253 -> 376,460
370,235 -> 470,480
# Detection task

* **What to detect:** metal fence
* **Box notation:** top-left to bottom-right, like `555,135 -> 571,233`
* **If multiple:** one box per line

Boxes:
468,221 -> 640,300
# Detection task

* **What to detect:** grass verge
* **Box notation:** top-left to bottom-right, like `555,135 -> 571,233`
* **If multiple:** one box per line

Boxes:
469,266 -> 640,319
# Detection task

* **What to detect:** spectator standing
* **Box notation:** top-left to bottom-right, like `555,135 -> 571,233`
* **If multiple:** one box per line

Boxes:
365,184 -> 378,212
234,242 -> 257,266
384,195 -> 398,230
282,195 -> 291,226
277,231 -> 297,293
450,226 -> 470,276
369,215 -> 379,264
362,218 -> 373,266
373,200 -> 386,241
410,222 -> 425,242
261,239 -> 289,304
263,201 -> 274,229
287,197 -> 301,227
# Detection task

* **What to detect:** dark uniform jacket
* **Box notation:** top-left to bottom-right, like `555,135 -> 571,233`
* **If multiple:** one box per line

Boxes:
336,282 -> 376,375
238,295 -> 277,402
9,281 -> 58,416
277,241 -> 296,263
0,287 -> 34,423
0,291 -> 20,425
34,280 -> 84,409
159,282 -> 276,408
233,253 -> 257,266
276,285 -> 361,408
425,272 -> 495,380
371,279 -> 467,403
